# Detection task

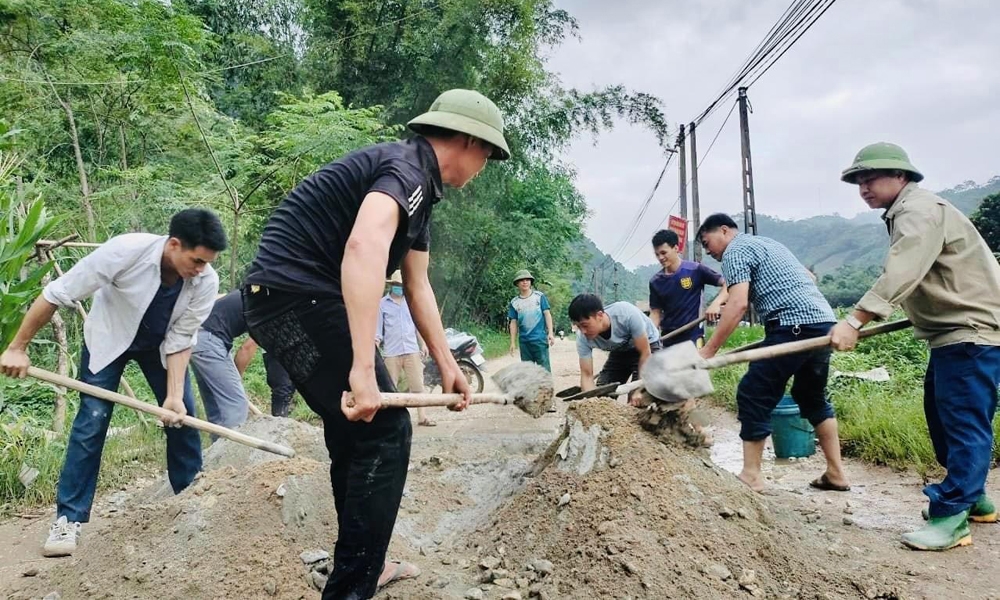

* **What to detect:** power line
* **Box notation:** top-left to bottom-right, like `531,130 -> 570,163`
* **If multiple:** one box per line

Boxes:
745,0 -> 837,88
694,99 -> 738,171
606,151 -> 676,263
690,0 -> 836,128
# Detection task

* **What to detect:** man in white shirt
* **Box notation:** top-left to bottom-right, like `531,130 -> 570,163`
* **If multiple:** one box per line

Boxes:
0,208 -> 226,557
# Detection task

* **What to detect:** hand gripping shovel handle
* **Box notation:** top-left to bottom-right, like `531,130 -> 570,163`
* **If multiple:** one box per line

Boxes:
25,367 -> 296,458
703,319 -> 912,370
345,392 -> 516,409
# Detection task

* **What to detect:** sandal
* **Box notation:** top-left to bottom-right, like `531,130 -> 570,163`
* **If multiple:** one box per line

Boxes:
809,473 -> 851,492
377,560 -> 421,589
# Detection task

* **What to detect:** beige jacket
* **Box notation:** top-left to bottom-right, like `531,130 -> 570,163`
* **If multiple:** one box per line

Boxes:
856,183 -> 1000,348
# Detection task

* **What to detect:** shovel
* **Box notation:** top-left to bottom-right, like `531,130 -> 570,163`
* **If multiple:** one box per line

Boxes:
344,362 -> 554,418
643,319 -> 913,403
556,316 -> 707,400
23,367 -> 296,458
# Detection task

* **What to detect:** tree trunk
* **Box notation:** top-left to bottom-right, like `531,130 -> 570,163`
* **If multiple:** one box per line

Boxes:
40,255 -> 69,433
229,203 -> 240,290
62,94 -> 95,241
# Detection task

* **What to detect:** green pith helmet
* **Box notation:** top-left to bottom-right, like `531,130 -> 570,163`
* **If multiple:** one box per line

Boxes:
408,89 -> 511,161
841,142 -> 924,184
513,269 -> 534,285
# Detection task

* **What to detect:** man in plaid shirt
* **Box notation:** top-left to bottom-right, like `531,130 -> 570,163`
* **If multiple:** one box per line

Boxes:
697,213 -> 850,494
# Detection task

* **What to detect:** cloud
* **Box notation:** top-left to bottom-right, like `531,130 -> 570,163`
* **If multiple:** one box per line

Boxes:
548,0 -> 1000,267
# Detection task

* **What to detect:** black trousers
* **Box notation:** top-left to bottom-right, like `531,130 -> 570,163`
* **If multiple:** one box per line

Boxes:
595,341 -> 662,385
243,287 -> 410,600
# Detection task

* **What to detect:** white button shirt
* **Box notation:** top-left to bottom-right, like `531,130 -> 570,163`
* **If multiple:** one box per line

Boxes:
42,233 -> 218,373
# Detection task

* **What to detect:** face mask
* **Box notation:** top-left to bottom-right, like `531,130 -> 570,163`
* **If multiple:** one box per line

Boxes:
390,285 -> 403,296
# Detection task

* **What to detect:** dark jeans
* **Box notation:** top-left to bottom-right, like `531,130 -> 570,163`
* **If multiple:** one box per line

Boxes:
596,341 -> 662,385
736,322 -> 836,441
263,351 -> 296,417
57,345 -> 202,523
244,287 -> 410,600
924,343 -> 1000,518
519,339 -> 551,372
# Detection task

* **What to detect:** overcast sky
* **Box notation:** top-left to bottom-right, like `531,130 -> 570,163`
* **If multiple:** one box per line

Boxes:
547,0 -> 1000,267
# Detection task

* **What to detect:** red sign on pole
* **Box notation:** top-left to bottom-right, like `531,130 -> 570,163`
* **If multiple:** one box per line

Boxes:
667,215 -> 687,253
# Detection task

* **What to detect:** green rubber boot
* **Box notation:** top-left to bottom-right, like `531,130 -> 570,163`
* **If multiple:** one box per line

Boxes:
921,495 -> 997,523
902,510 -> 972,551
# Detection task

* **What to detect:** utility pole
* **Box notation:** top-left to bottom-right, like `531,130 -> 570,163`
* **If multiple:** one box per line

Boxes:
689,121 -> 701,262
677,124 -> 688,257
613,264 -> 619,301
738,87 -> 757,236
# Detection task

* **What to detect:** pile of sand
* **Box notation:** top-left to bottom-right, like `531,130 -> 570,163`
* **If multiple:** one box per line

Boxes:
451,401 -> 904,600
12,407 -> 905,600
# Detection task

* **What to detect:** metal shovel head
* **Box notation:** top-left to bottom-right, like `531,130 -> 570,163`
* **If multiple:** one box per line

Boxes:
556,385 -> 583,398
561,382 -> 621,402
641,341 -> 714,403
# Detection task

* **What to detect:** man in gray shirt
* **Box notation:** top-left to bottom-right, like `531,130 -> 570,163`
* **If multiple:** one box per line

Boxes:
569,294 -> 661,398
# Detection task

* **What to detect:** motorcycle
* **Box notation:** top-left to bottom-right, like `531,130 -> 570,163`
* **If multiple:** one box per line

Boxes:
423,328 -> 486,393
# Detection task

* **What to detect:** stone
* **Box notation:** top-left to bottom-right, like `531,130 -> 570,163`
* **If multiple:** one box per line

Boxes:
737,509 -> 751,520
264,580 -> 277,596
311,570 -> 329,591
43,594 -> 61,600
480,556 -> 502,570
465,588 -> 485,600
558,493 -> 572,507
738,569 -> 757,588
718,507 -> 735,518
494,577 -> 517,589
597,521 -> 615,535
530,559 -> 554,576
300,549 -> 330,564
441,556 -> 454,565
501,592 -> 523,600
843,517 -> 854,526
703,563 -> 732,581
21,568 -> 38,577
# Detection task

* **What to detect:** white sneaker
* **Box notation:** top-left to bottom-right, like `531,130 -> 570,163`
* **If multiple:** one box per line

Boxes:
42,516 -> 80,557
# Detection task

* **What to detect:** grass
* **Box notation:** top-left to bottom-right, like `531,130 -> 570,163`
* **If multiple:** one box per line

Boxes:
704,317 -> 1000,476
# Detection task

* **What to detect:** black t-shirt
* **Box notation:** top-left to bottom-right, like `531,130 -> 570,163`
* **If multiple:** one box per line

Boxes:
245,137 -> 443,297
201,290 -> 247,350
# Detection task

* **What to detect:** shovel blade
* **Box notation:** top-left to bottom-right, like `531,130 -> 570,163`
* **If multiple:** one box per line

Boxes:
641,342 -> 715,402
561,382 -> 621,402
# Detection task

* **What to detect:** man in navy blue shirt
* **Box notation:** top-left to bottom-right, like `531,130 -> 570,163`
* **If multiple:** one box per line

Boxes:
648,229 -> 728,347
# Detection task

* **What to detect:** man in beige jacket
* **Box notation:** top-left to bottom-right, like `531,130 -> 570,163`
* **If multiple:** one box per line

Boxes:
831,142 -> 1000,552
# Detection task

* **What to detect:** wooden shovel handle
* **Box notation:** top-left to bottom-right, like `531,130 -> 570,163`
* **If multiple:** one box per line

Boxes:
26,367 -> 295,458
704,319 -> 912,370
344,392 -> 513,409
659,317 -> 706,344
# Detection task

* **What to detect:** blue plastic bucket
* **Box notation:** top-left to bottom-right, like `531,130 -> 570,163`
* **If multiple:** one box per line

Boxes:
770,395 -> 816,459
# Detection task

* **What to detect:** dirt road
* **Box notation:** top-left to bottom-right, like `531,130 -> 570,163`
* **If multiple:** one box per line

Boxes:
4,339 -> 1000,599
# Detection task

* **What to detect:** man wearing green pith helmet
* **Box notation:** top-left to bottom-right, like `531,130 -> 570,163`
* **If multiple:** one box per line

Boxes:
508,269 -> 554,372
243,89 -> 510,598
831,142 -> 1000,552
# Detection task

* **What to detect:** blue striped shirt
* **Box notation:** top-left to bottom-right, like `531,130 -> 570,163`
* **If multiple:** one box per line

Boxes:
376,295 -> 421,357
721,234 -> 835,326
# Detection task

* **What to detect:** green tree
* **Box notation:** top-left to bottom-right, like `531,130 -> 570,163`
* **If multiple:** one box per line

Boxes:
0,154 -> 59,350
971,192 -> 1000,252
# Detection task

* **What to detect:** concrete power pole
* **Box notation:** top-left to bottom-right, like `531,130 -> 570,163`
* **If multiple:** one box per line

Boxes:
738,87 -> 758,236
689,121 -> 701,262
677,124 -> 688,257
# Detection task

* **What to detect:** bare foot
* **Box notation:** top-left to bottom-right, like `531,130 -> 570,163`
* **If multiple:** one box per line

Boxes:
377,560 -> 421,589
737,471 -> 767,493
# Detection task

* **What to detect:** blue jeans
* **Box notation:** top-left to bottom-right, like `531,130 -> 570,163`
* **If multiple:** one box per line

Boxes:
736,322 -> 836,441
924,343 -> 1000,518
190,330 -> 249,433
56,345 -> 203,523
